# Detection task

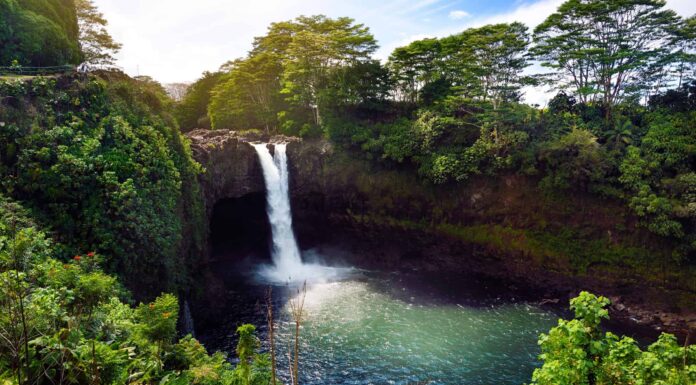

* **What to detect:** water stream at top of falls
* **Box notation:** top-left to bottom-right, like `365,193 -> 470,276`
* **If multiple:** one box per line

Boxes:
252,142 -> 348,283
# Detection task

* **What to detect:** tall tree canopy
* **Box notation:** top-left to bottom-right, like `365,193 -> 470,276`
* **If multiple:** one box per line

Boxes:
209,55 -> 283,132
75,0 -> 121,65
387,38 -> 442,103
449,22 -> 531,106
387,23 -> 530,106
207,15 -> 377,134
532,0 -> 687,111
0,0 -> 81,66
280,15 -> 378,125
176,71 -> 223,131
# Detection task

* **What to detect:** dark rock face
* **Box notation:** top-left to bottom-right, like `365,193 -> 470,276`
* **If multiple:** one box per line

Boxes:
187,129 -> 313,212
186,130 -> 326,259
187,129 -> 266,215
186,130 -> 695,338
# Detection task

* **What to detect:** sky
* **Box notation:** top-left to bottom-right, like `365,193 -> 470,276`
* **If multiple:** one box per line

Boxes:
94,0 -> 696,105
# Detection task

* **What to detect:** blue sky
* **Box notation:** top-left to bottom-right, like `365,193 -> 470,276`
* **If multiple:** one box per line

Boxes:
94,0 -> 695,104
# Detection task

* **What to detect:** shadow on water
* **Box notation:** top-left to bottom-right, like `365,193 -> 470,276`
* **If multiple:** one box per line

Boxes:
191,251 -> 568,385
195,142 -> 659,384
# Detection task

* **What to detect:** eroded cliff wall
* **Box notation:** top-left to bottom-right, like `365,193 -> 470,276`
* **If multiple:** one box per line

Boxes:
187,130 -> 696,335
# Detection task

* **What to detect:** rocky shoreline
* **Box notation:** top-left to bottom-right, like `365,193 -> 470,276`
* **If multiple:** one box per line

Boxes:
315,222 -> 696,342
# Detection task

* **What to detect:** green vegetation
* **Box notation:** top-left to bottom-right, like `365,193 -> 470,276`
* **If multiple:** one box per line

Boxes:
0,0 -> 120,69
388,22 -> 531,106
532,0 -> 690,110
0,0 -> 694,383
0,73 -> 205,294
176,71 -> 223,132
532,292 -> 695,385
178,1 -> 695,261
327,84 -> 696,258
0,193 -> 268,384
0,5 -> 275,384
0,0 -> 81,67
206,15 -> 378,136
76,0 -> 122,65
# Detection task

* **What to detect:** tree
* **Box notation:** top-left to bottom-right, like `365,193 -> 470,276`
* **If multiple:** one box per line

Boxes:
280,15 -> 378,126
0,74 -> 204,294
619,111 -> 696,240
209,54 -> 283,132
649,79 -> 696,112
386,23 -> 531,106
452,22 -> 531,107
75,0 -> 121,65
0,195 -> 258,385
387,38 -> 442,102
176,71 -> 223,131
208,15 -> 378,135
539,127 -> 609,190
532,0 -> 683,114
671,16 -> 696,87
0,0 -> 81,66
322,60 -> 392,107
230,324 -> 271,385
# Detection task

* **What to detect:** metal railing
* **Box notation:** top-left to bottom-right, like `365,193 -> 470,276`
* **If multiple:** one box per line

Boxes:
0,65 -> 76,75
0,63 -> 124,76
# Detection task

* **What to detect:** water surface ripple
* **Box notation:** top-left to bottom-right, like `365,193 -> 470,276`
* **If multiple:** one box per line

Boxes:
263,277 -> 556,385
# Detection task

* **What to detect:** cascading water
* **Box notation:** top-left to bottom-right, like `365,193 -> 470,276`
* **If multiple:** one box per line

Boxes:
181,300 -> 195,337
253,142 -> 347,283
198,142 -> 563,385
253,143 -> 303,270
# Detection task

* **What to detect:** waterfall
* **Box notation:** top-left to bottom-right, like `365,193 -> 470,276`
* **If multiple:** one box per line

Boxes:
180,300 -> 195,337
253,143 -> 303,270
253,142 -> 351,283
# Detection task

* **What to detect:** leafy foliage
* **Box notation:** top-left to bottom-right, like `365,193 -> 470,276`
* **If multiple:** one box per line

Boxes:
0,0 -> 81,66
0,74 -> 205,294
177,71 -> 223,131
388,22 -> 531,106
0,195 -> 268,385
76,0 -> 122,65
532,292 -> 696,385
0,0 -> 120,68
538,128 -> 609,191
206,15 -> 378,136
532,0 -> 687,110
619,109 -> 696,243
0,3 -> 693,383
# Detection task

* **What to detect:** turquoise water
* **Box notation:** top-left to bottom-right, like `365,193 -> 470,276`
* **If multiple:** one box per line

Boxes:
268,279 -> 557,385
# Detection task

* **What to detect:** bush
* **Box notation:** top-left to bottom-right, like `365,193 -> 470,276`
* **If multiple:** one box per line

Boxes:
532,292 -> 696,385
0,74 -> 205,294
538,128 -> 609,191
0,0 -> 81,67
0,194 -> 262,385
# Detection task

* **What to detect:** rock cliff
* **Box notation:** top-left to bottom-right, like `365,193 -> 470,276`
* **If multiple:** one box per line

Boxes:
186,129 -> 695,337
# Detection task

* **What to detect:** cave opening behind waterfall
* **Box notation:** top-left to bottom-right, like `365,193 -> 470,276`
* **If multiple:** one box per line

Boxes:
209,192 -> 271,261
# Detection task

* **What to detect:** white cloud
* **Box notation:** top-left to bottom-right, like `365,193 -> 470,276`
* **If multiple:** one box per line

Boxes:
93,0 -> 696,89
469,0 -> 563,29
448,10 -> 470,20
96,0 -> 430,83
375,0 -> 694,105
666,0 -> 696,17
